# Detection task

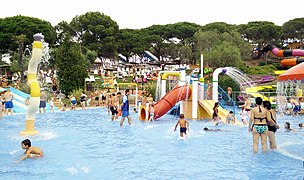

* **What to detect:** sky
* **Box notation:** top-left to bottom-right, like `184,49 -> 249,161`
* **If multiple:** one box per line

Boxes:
0,0 -> 303,29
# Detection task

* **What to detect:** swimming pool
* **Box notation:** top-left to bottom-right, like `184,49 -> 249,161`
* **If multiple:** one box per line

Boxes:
0,108 -> 303,179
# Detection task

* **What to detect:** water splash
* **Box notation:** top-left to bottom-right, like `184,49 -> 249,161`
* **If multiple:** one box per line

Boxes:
225,67 -> 253,90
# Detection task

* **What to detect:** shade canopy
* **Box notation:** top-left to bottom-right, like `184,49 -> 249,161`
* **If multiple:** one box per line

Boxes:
278,62 -> 304,81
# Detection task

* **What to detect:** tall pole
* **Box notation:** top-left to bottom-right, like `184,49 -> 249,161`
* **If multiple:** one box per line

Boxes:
192,77 -> 198,119
179,68 -> 186,114
199,54 -> 204,101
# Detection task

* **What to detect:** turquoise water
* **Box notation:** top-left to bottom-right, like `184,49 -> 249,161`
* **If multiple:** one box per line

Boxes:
0,108 -> 303,180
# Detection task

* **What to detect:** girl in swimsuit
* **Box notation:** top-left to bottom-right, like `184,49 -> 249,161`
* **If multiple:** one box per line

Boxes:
212,102 -> 220,125
248,97 -> 278,153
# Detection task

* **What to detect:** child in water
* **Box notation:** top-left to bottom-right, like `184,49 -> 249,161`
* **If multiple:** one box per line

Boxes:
226,111 -> 236,124
18,139 -> 44,162
285,122 -> 296,132
174,114 -> 189,138
148,104 -> 155,122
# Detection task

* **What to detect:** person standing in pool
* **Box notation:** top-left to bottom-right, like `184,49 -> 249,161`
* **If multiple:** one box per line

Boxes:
120,89 -> 132,127
248,97 -> 279,153
70,95 -> 77,111
80,92 -> 87,110
263,100 -> 278,149
39,89 -> 47,114
174,114 -> 189,138
4,89 -> 14,115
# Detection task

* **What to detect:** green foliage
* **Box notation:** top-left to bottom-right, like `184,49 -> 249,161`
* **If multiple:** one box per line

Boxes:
282,18 -> 304,43
0,15 -> 56,53
116,29 -> 149,59
194,30 -> 251,67
54,41 -> 88,95
241,65 -> 277,75
218,75 -> 240,92
62,12 -> 119,58
144,80 -> 157,99
18,82 -> 30,94
258,61 -> 266,66
239,21 -> 282,48
68,88 -> 84,102
201,22 -> 237,34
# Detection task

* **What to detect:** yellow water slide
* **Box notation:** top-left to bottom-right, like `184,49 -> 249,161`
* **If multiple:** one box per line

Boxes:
198,100 -> 242,125
245,86 -> 274,102
20,34 -> 44,135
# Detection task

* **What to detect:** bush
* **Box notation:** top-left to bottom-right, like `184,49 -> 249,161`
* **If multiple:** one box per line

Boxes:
218,75 -> 240,92
69,88 -> 84,103
242,65 -> 277,75
18,83 -> 30,94
258,61 -> 266,66
144,80 -> 157,99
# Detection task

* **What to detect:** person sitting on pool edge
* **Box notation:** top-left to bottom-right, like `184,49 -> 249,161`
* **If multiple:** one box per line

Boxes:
174,114 -> 189,138
18,139 -> 44,162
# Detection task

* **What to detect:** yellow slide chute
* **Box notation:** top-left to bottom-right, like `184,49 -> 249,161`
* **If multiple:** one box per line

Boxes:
198,100 -> 242,125
20,34 -> 44,136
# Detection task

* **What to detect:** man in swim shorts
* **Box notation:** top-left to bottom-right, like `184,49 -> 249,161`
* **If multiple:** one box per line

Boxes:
39,89 -> 47,113
18,139 -> 44,162
4,89 -> 14,115
174,114 -> 189,138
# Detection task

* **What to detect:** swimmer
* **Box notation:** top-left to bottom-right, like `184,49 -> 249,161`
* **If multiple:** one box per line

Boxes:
285,122 -> 296,132
299,123 -> 303,129
133,108 -> 138,113
174,114 -> 189,138
61,104 -> 67,111
203,127 -> 221,131
18,139 -> 44,162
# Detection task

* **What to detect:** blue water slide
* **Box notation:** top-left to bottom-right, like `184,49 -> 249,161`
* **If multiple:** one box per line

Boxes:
1,87 -> 58,113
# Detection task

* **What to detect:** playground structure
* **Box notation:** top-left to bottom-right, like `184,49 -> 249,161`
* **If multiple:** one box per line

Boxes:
20,33 -> 44,136
139,55 -> 242,125
261,44 -> 304,66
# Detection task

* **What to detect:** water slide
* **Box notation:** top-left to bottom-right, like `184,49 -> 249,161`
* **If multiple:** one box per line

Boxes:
0,87 -> 29,113
0,87 -> 56,113
245,86 -> 274,102
198,100 -> 242,125
153,85 -> 191,120
261,44 -> 304,66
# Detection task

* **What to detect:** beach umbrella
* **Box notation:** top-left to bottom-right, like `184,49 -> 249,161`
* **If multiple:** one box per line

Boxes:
278,62 -> 304,81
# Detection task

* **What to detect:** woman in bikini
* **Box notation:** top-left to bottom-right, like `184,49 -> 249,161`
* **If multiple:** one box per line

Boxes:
248,97 -> 279,153
263,100 -> 278,149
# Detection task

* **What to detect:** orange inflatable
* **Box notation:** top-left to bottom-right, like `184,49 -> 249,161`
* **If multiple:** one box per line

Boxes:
117,108 -> 122,116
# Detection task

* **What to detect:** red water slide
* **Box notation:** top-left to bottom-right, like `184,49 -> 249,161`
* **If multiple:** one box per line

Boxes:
154,85 -> 192,119
261,44 -> 304,66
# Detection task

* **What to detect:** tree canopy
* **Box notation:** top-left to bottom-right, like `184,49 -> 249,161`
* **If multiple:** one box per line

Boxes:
0,15 -> 56,53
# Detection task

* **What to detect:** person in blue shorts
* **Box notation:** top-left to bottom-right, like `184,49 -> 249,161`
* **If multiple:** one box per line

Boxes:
70,95 -> 77,111
39,89 -> 47,113
4,89 -> 14,115
120,89 -> 132,126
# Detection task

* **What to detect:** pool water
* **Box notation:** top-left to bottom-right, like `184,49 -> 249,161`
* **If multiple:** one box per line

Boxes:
0,108 -> 303,180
